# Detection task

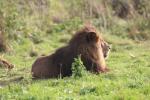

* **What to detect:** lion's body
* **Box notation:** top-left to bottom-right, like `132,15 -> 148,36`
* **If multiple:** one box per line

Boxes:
32,47 -> 73,78
31,26 -> 110,78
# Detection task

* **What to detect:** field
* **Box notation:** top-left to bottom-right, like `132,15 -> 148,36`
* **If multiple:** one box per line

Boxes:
0,29 -> 150,99
0,0 -> 150,100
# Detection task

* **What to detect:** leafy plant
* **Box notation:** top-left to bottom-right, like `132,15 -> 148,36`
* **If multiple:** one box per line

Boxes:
71,55 -> 86,78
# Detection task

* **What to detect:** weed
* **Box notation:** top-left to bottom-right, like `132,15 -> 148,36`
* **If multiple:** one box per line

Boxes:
71,55 -> 86,79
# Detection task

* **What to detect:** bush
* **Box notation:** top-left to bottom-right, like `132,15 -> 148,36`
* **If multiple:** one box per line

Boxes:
71,55 -> 86,78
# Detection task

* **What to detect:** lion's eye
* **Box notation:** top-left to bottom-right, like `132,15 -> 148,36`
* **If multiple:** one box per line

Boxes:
108,45 -> 111,49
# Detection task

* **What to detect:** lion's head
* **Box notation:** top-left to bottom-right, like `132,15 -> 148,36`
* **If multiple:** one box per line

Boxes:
69,26 -> 111,59
68,25 -> 110,72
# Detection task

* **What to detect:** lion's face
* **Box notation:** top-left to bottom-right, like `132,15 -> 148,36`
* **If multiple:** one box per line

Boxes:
101,40 -> 111,59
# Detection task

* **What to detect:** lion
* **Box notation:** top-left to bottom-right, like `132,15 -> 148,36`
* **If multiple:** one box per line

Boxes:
31,25 -> 110,78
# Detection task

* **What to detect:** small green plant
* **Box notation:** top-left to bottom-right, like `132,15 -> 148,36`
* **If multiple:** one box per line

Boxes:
71,55 -> 86,78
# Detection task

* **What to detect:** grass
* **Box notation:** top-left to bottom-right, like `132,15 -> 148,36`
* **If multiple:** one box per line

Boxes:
0,28 -> 150,99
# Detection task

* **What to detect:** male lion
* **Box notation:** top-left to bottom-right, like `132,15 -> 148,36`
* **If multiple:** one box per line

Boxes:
31,26 -> 110,78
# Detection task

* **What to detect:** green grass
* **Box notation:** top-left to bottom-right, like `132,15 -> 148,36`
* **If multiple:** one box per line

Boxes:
0,29 -> 150,100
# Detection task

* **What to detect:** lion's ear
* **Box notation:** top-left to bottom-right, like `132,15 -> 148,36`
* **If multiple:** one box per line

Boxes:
86,32 -> 99,43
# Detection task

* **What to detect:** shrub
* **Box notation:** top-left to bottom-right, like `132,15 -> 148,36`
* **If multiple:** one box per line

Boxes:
71,55 -> 86,78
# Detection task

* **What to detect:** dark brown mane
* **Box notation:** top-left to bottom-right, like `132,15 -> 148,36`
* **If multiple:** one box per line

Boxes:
69,26 -> 101,60
69,25 -> 97,45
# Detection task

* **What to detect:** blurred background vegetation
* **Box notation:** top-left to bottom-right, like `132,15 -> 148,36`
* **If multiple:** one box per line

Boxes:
0,0 -> 150,52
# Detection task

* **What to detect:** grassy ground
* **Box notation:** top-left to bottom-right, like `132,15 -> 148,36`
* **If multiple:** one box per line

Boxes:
0,28 -> 150,99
